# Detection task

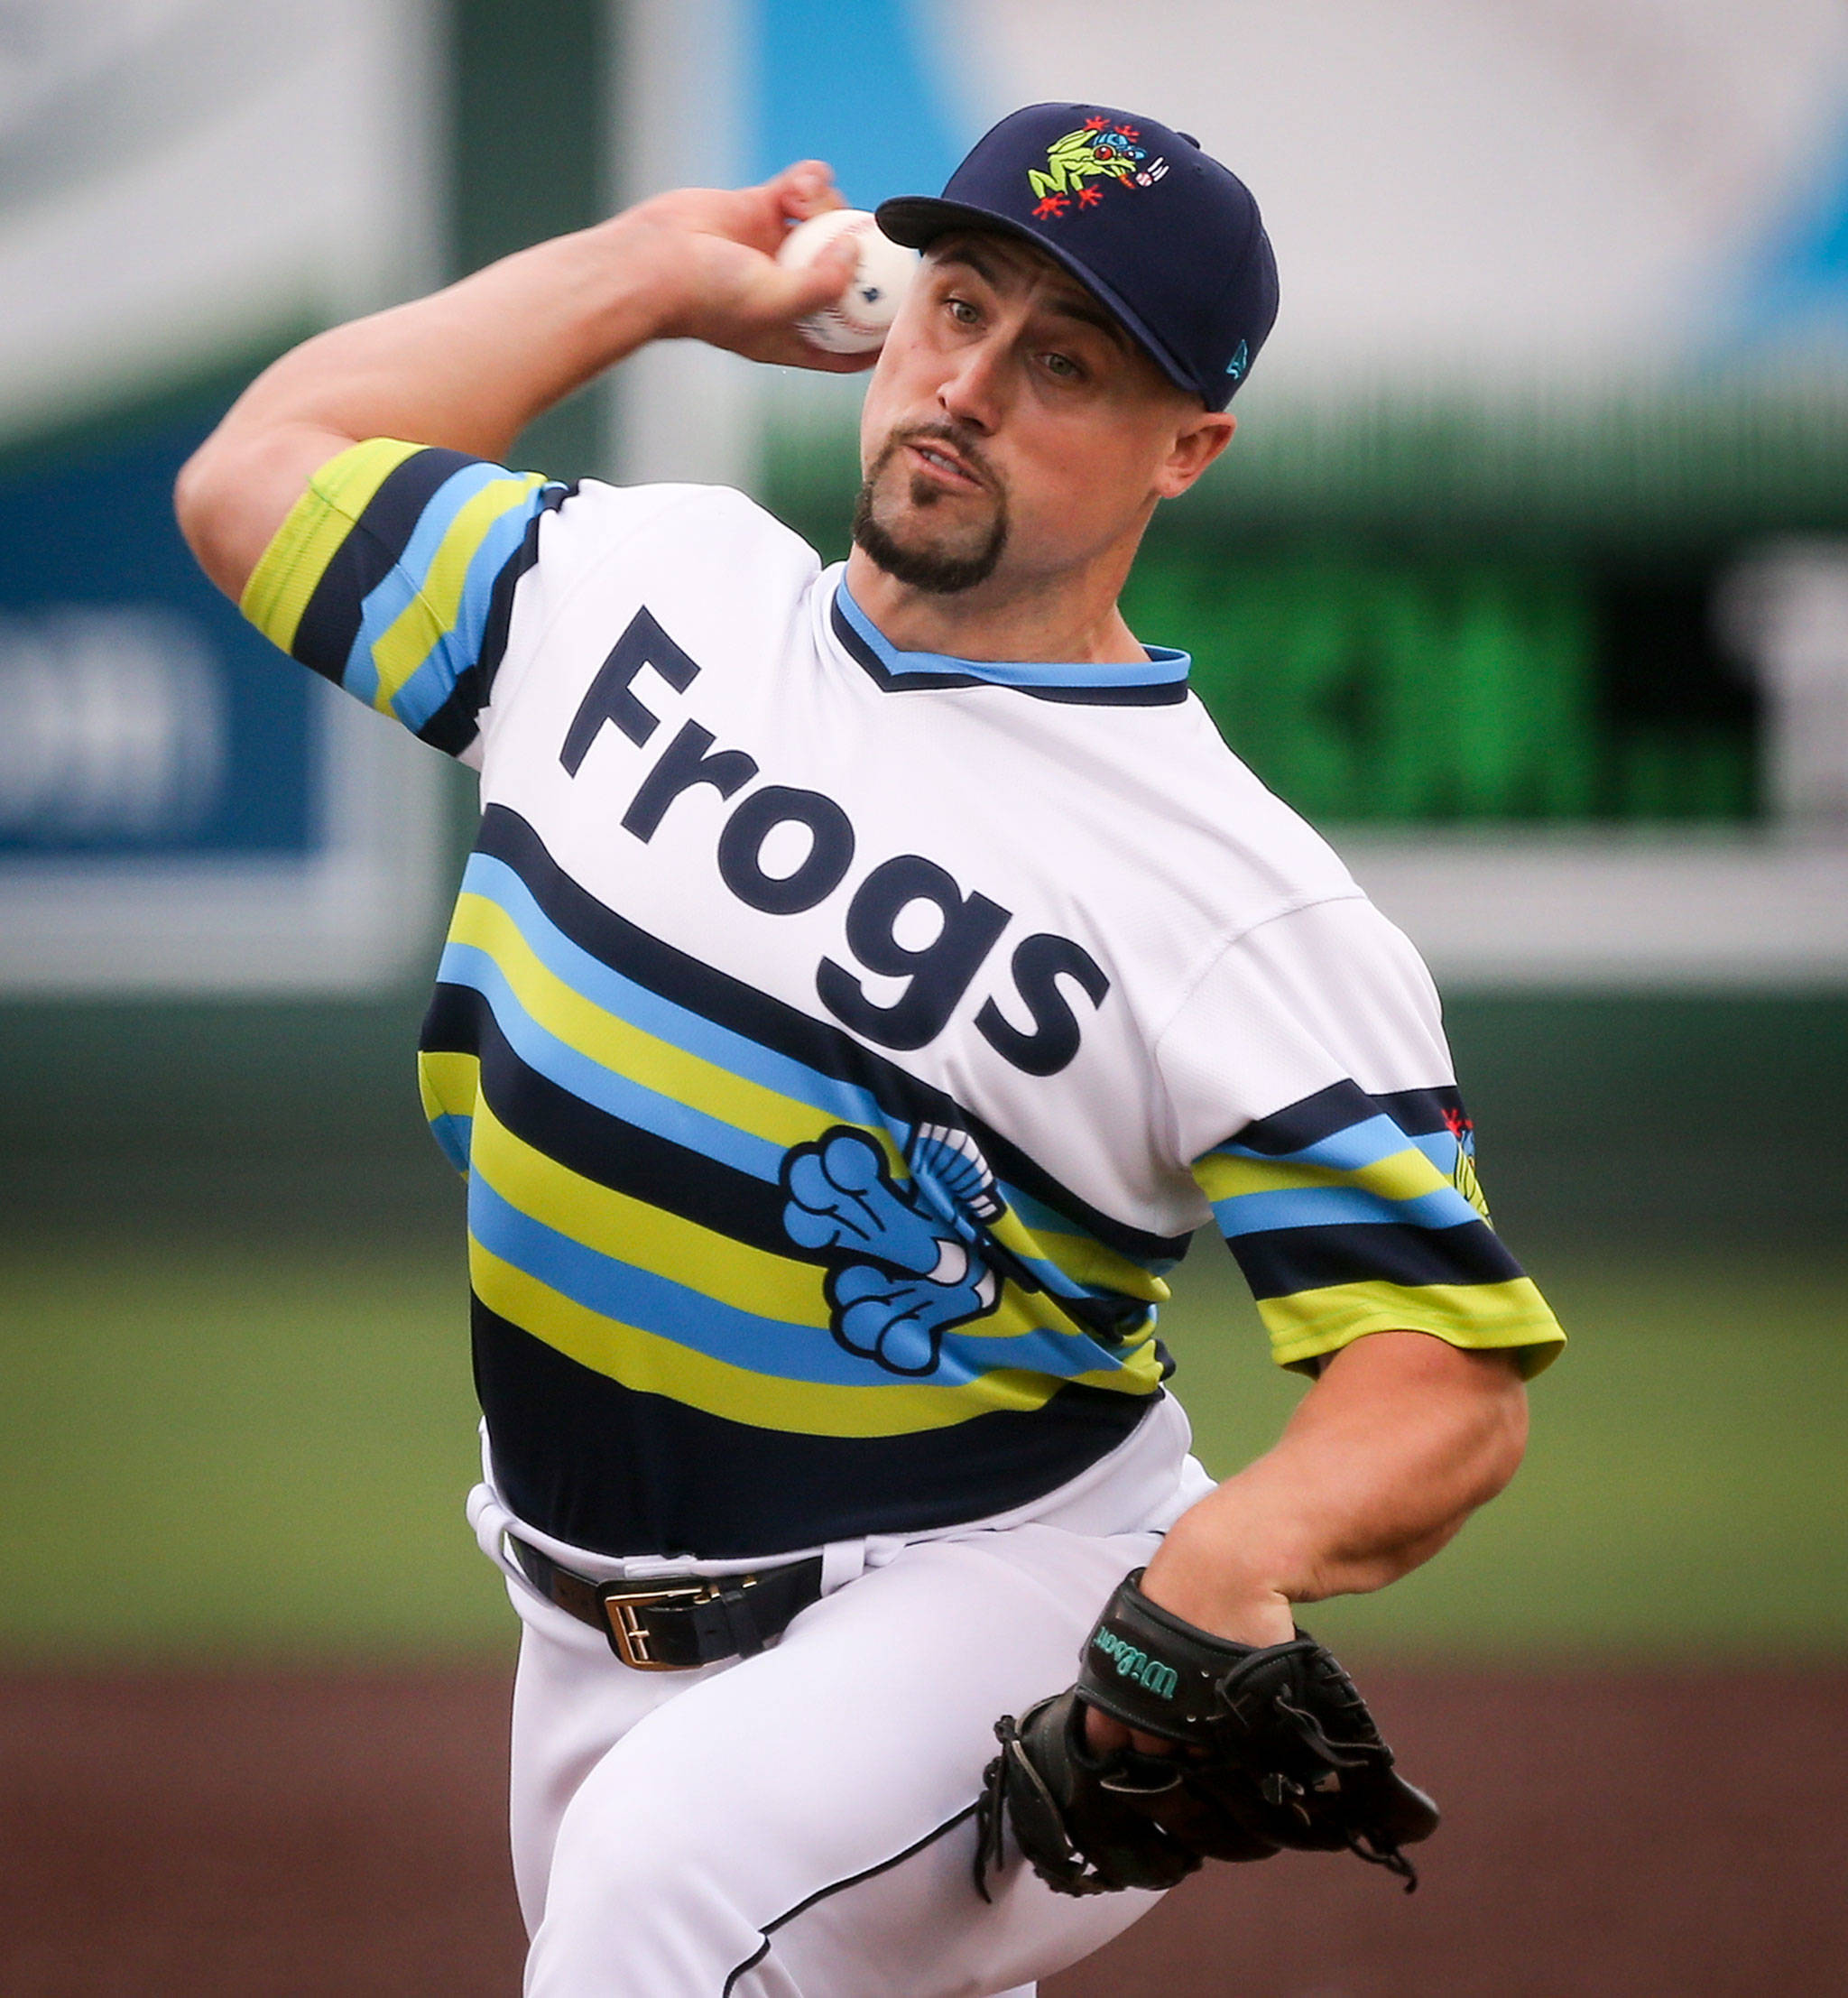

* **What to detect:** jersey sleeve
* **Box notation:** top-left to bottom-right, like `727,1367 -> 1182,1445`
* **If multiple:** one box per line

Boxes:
237,438 -> 572,762
1156,895 -> 1565,1378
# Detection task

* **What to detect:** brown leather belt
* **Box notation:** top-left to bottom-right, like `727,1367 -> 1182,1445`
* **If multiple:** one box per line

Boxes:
505,1533 -> 826,1670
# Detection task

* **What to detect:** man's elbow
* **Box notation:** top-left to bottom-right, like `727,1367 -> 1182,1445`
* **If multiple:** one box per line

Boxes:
173,439 -> 236,595
1470,1359 -> 1529,1507
173,429 -> 278,603
173,421 -> 346,605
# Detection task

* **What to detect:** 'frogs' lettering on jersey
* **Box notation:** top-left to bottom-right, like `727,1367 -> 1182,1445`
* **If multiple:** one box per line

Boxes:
559,609 -> 1112,1068
241,440 -> 1565,1559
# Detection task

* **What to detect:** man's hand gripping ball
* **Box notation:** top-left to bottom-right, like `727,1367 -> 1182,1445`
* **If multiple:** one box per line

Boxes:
976,1569 -> 1439,1899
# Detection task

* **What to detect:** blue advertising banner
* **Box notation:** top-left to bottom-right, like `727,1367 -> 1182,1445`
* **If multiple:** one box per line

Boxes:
0,417 -> 311,860
0,407 -> 446,994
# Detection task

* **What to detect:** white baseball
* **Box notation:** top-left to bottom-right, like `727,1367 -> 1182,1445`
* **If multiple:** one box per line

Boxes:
777,208 -> 919,355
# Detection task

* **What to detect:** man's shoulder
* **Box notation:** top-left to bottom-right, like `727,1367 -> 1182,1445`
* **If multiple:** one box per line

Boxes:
1150,692 -> 1364,911
548,477 -> 820,575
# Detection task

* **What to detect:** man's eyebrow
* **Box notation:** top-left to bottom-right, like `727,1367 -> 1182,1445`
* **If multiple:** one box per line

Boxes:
932,241 -> 1005,289
931,242 -> 1133,354
1040,291 -> 1133,352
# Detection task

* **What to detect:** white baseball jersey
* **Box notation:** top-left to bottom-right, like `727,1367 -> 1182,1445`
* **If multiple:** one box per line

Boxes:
241,439 -> 1562,1565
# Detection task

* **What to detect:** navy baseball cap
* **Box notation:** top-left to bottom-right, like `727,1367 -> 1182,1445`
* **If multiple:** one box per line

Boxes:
876,103 -> 1279,410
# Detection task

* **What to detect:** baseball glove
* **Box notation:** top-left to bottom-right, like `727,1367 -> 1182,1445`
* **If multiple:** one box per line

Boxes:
975,1568 -> 1438,1901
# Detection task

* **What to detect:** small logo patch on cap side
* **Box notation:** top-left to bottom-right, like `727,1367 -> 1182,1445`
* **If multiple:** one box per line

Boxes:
1026,117 -> 1166,220
1224,339 -> 1249,380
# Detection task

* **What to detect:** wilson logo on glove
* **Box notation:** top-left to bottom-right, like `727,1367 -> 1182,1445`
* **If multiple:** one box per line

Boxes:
1090,1629 -> 1179,1699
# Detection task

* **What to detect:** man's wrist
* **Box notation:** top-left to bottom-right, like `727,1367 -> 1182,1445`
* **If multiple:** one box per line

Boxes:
1138,1522 -> 1298,1648
568,212 -> 692,353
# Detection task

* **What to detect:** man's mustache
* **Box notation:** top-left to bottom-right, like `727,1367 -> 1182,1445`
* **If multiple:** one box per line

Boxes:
880,423 -> 998,494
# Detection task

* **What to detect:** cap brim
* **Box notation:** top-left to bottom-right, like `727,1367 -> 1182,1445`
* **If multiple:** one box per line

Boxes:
873,196 -> 1203,403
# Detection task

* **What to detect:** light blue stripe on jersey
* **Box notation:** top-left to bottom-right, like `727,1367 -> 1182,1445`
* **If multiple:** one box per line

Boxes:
1409,1129 -> 1466,1175
1209,1180 -> 1487,1239
834,578 -> 1190,689
429,1113 -> 474,1175
340,459 -> 519,709
952,1318 -> 1139,1374
438,940 -> 789,1182
1219,1112 -> 1431,1176
467,1173 -> 1111,1390
460,850 -> 893,1127
386,497 -> 552,731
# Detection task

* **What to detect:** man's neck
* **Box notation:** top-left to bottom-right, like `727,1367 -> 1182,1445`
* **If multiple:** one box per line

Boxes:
841,546 -> 1150,665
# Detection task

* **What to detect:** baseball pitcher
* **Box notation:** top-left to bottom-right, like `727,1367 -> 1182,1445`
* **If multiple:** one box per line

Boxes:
176,102 -> 1564,1998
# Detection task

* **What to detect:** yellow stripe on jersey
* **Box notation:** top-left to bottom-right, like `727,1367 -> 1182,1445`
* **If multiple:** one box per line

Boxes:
366,468 -> 550,712
239,438 -> 422,653
447,887 -> 860,1157
1261,1275 -> 1565,1378
1195,1142 -> 1456,1208
419,1048 -> 482,1128
470,1096 -> 833,1332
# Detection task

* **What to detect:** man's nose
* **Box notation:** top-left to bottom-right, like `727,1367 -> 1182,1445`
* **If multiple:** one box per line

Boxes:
936,339 -> 1007,433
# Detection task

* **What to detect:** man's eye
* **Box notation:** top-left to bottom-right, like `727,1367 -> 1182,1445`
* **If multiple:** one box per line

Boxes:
946,298 -> 978,325
1042,352 -> 1082,381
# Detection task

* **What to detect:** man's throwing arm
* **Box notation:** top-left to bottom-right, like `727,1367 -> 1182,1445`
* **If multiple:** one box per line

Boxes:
175,164 -> 867,603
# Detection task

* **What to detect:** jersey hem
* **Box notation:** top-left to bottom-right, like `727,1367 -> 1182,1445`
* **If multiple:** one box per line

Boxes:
1270,1310 -> 1566,1381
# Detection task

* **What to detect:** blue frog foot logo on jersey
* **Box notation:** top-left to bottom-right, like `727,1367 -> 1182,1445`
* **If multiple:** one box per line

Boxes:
780,1125 -> 1008,1376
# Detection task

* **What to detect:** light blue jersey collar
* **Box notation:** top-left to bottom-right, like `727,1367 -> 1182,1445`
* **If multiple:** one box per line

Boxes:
829,574 -> 1189,708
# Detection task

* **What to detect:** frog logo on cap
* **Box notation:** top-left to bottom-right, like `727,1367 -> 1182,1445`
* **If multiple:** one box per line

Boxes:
1027,116 -> 1168,220
1224,339 -> 1250,382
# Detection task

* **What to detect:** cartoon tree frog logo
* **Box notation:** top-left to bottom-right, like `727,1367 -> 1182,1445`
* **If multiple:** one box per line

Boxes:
1443,1105 -> 1492,1224
781,1123 -> 1029,1376
1026,116 -> 1168,220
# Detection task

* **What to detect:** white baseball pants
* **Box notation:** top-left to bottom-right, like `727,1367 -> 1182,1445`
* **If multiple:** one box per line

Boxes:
467,1396 -> 1215,1998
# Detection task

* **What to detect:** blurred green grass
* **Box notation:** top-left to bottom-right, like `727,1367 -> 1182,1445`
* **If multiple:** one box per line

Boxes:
2,1226 -> 1843,1660
1165,1245 -> 1848,1660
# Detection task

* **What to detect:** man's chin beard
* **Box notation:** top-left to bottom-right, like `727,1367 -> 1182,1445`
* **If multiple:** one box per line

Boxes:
850,458 -> 1009,596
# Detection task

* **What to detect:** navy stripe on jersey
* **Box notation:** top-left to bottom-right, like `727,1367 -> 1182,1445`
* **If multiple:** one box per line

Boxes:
473,1298 -> 1153,1559
286,447 -> 472,682
1228,1078 -> 1474,1156
424,981 -> 793,1254
1231,1216 -> 1527,1300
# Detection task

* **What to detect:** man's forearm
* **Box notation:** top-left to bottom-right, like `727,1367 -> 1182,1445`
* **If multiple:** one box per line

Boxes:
1143,1330 -> 1529,1646
219,219 -> 672,467
175,164 -> 861,602
176,216 -> 691,597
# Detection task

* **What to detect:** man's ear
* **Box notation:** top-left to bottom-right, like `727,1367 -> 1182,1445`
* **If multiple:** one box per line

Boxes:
1155,410 -> 1235,499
